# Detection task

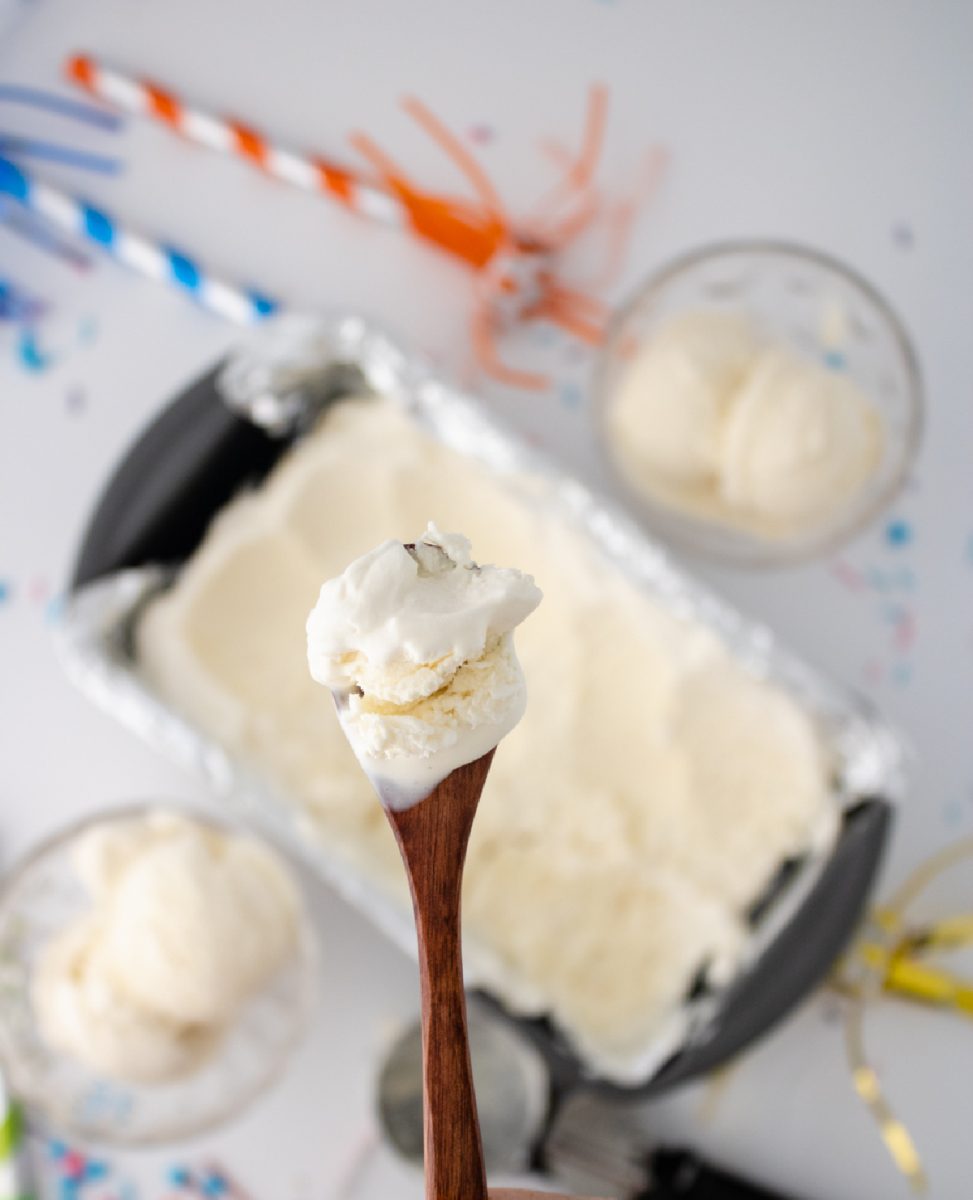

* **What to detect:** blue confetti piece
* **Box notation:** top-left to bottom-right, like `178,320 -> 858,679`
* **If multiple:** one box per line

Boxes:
823,349 -> 846,370
891,662 -> 913,687
84,1160 -> 109,1181
559,381 -> 583,410
45,593 -> 65,625
16,327 -> 52,372
885,518 -> 913,547
201,1171 -> 229,1196
167,1165 -> 193,1188
47,1138 -> 68,1159
80,1080 -> 134,1123
58,1177 -> 79,1200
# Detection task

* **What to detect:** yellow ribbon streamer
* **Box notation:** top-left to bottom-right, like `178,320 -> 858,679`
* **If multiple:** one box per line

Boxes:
834,835 -> 973,1194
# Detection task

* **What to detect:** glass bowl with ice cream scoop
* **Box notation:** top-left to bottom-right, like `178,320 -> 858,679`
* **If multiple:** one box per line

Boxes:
0,804 -> 317,1146
595,241 -> 923,566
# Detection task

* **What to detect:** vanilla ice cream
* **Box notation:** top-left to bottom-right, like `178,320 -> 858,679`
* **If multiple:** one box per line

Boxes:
307,524 -> 541,802
719,347 -> 883,526
33,918 -> 219,1085
606,310 -> 883,538
33,811 -> 299,1084
609,311 -> 760,488
137,397 -> 836,1073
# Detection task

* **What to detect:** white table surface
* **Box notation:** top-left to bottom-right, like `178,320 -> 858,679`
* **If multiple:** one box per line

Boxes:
1,3 -> 972,1198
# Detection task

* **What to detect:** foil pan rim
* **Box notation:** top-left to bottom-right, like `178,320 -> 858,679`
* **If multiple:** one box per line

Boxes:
56,311 -> 909,1086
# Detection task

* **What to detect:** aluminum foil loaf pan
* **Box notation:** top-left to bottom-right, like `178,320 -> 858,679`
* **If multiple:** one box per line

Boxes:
59,313 -> 904,1092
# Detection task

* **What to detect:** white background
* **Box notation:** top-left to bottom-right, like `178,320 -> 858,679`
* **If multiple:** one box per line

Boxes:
1,3 -> 972,1198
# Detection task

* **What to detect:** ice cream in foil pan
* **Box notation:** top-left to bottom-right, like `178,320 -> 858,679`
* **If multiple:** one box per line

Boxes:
57,313 -> 906,1089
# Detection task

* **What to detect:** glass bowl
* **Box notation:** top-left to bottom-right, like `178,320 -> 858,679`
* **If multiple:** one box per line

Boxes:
0,804 -> 317,1146
594,241 -> 923,566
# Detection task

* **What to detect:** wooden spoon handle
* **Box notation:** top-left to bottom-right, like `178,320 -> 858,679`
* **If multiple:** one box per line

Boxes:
385,750 -> 496,1200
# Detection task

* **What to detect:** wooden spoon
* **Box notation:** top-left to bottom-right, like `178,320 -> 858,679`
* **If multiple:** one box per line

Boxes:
381,750 -> 606,1200
381,750 -> 494,1200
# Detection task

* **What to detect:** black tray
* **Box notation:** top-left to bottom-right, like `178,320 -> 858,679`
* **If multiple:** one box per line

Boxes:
71,363 -> 892,1096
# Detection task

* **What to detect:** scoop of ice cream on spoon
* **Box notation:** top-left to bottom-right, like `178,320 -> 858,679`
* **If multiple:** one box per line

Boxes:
308,527 -> 567,1200
306,522 -> 542,808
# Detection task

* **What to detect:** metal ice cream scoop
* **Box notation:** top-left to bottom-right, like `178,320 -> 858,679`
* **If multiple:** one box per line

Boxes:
377,1000 -> 796,1200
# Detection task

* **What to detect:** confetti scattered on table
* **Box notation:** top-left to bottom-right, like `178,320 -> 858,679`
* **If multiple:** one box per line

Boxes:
862,658 -> 883,687
168,1161 -> 252,1199
891,222 -> 915,250
15,325 -> 52,371
885,517 -> 913,547
65,384 -> 87,412
27,574 -> 48,605
892,609 -> 917,654
830,507 -> 923,695
45,591 -> 65,624
46,1142 -> 259,1200
467,123 -> 494,145
830,558 -> 866,593
47,1141 -> 118,1198
558,380 -> 583,410
5,308 -> 102,375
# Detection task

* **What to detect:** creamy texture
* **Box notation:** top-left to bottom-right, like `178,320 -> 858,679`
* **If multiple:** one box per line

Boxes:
610,311 -> 759,488
33,811 -> 299,1084
719,347 -> 882,526
307,525 -> 541,802
137,398 -> 836,1074
607,310 -> 883,538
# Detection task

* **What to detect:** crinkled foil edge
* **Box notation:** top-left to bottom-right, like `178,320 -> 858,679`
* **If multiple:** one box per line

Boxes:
56,313 -> 909,1086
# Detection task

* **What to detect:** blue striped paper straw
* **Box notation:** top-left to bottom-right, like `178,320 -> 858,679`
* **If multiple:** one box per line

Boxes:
0,154 -> 277,324
0,196 -> 93,270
